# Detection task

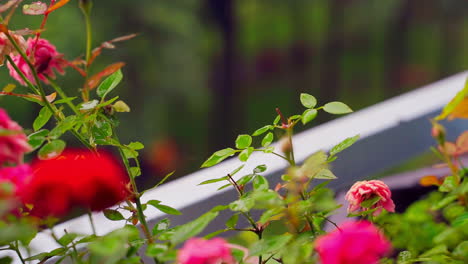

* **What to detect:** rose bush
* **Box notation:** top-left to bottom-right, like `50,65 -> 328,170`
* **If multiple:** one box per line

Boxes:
0,1 -> 466,264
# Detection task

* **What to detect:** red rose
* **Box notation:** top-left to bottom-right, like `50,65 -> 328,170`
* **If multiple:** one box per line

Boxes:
20,149 -> 129,217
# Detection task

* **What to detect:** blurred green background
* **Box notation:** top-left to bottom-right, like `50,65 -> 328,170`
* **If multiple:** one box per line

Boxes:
1,0 -> 468,185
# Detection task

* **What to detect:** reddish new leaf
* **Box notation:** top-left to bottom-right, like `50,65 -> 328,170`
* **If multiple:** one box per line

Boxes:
46,0 -> 70,13
23,2 -> 47,15
0,0 -> 20,13
88,34 -> 137,65
0,91 -> 56,103
448,97 -> 468,120
456,131 -> 468,154
419,175 -> 442,187
87,62 -> 125,90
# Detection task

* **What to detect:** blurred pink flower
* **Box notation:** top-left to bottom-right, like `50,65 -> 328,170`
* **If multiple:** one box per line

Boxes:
0,164 -> 32,194
7,37 -> 66,86
345,180 -> 395,216
315,221 -> 391,264
177,238 -> 235,264
0,108 -> 31,165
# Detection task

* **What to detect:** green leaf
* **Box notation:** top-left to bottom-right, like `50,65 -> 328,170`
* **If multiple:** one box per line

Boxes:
33,107 -> 52,131
57,233 -> 78,246
230,165 -> 245,175
259,208 -> 284,224
149,203 -> 181,215
103,209 -> 125,221
199,176 -> 228,185
293,151 -> 329,179
170,211 -> 219,245
235,134 -> 252,149
239,147 -> 253,162
97,69 -> 123,98
217,183 -> 231,191
311,180 -> 331,191
54,97 -> 77,105
128,141 -> 144,150
225,214 -> 239,229
152,219 -> 170,236
262,132 -> 274,147
452,213 -> 468,227
300,93 -> 317,108
289,115 -> 302,120
252,125 -> 272,136
432,195 -> 458,210
314,168 -> 337,180
419,245 -> 449,258
49,115 -> 78,139
96,96 -> 119,108
273,115 -> 281,125
254,164 -> 267,173
301,109 -> 318,125
201,148 -> 236,168
237,174 -> 254,186
263,146 -> 275,153
329,135 -> 360,157
28,129 -> 49,151
439,176 -> 456,192
453,241 -> 468,259
323,102 -> 353,114
253,175 -> 269,191
360,196 -> 381,208
146,244 -> 168,258
91,121 -> 112,140
129,167 -> 141,177
229,196 -> 255,212
249,233 -> 293,256
25,248 -> 67,261
38,139 -> 66,160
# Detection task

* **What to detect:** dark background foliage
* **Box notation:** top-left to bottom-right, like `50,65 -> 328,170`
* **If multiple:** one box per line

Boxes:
1,0 -> 468,186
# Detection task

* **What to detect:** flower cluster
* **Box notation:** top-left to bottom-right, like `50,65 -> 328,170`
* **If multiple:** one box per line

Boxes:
7,37 -> 66,86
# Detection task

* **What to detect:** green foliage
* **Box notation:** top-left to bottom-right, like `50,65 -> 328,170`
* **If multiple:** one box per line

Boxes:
33,107 -> 52,131
170,211 -> 219,245
235,134 -> 252,149
201,148 -> 236,168
300,93 -> 317,108
97,70 -> 123,99
38,139 -> 66,160
103,209 -> 125,221
323,101 -> 353,114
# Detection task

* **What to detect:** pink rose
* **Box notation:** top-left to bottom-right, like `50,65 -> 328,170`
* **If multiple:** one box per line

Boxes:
177,238 -> 235,264
0,108 -> 32,165
7,37 -> 66,86
345,180 -> 395,216
0,32 -> 27,66
0,164 -> 32,195
315,221 -> 391,264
